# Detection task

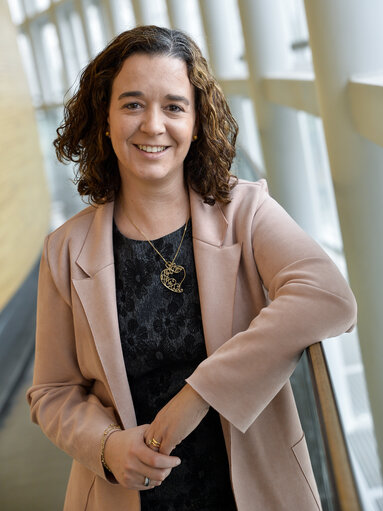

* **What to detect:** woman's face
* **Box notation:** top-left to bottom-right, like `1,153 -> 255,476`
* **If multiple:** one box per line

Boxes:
108,53 -> 197,189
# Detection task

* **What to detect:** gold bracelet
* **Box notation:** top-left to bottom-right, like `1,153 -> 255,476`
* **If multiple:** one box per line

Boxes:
100,423 -> 121,472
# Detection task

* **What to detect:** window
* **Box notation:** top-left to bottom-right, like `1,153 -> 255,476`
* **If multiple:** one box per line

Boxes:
82,0 -> 108,57
17,32 -> 42,104
56,2 -> 88,88
7,3 -> 383,509
110,0 -> 136,33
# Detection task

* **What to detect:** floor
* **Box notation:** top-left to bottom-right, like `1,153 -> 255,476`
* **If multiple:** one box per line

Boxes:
0,359 -> 71,511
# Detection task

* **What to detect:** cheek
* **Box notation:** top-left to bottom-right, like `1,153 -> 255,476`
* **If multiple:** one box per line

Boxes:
178,122 -> 197,144
109,112 -> 133,133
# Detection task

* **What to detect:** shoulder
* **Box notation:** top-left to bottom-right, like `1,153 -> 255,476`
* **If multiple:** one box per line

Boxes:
44,204 -> 100,265
232,178 -> 269,200
221,178 -> 270,222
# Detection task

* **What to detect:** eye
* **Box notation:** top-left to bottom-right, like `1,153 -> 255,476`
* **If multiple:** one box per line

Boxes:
123,102 -> 142,110
166,104 -> 184,113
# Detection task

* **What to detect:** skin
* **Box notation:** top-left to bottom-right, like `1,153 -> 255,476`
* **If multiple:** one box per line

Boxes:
103,53 -> 210,490
109,52 -> 197,240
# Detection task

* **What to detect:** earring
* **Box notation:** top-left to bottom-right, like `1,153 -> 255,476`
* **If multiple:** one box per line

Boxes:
105,131 -> 110,137
193,135 -> 198,141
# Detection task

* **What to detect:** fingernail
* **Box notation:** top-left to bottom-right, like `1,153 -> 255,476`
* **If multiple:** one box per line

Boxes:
176,458 -> 181,465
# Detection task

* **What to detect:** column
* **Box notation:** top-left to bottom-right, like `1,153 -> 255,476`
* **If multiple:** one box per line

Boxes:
237,0 -> 319,237
131,0 -> 169,27
197,0 -> 262,181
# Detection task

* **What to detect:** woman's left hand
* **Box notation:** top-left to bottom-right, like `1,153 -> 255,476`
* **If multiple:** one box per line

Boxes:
145,384 -> 210,456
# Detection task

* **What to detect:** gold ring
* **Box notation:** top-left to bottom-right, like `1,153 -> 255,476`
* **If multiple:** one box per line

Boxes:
149,437 -> 161,448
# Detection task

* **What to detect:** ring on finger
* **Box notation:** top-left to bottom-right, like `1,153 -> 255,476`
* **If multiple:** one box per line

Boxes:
148,437 -> 161,449
144,476 -> 150,487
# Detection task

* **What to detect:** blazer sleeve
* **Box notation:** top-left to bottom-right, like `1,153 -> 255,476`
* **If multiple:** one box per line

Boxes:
26,236 -> 118,480
186,182 -> 357,433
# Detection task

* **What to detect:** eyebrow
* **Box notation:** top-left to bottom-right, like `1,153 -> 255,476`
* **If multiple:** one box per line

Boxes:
165,94 -> 190,106
117,91 -> 190,106
118,91 -> 143,100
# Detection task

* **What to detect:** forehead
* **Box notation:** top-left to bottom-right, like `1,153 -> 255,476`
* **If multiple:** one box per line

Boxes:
111,53 -> 194,97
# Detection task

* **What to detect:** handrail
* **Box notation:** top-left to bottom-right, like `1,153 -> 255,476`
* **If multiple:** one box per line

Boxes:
307,342 -> 362,511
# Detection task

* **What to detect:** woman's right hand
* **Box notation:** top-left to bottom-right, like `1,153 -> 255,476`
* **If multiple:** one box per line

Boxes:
103,424 -> 181,490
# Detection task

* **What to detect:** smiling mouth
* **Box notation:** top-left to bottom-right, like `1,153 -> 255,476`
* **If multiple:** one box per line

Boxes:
135,144 -> 168,153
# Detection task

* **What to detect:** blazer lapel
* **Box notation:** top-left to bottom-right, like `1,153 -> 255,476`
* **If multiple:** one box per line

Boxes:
71,190 -> 241,426
73,202 -> 136,429
190,188 -> 242,355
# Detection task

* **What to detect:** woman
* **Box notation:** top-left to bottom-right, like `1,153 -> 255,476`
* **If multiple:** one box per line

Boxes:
27,25 -> 357,511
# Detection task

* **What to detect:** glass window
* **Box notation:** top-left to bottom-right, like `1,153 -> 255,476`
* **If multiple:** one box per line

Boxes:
144,0 -> 170,27
323,327 -> 383,511
6,0 -> 25,25
68,9 -> 89,69
56,2 -> 86,89
17,32 -> 42,105
222,0 -> 248,78
110,0 -> 136,33
7,2 -> 383,509
170,0 -> 208,58
34,0 -> 50,12
297,112 -> 342,250
41,21 -> 65,102
30,19 -> 65,103
82,0 -> 107,57
297,112 -> 383,511
23,0 -> 38,17
228,95 -> 264,178
35,107 -> 84,227
279,0 -> 312,71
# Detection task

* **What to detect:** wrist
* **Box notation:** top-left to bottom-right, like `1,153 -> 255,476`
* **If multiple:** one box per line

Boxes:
184,383 -> 209,412
101,423 -> 121,473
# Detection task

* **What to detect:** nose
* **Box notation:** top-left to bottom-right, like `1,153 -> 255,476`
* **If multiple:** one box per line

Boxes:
140,106 -> 165,136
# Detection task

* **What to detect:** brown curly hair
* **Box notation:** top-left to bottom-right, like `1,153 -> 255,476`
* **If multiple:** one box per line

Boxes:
54,25 -> 238,205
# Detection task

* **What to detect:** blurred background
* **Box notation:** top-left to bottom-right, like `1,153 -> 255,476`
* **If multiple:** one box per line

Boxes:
0,0 -> 382,509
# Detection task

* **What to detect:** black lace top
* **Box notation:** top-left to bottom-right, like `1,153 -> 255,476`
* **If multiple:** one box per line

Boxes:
113,219 -> 237,511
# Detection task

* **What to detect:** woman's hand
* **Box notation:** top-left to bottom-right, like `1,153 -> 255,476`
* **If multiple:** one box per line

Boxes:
145,384 -> 210,456
103,424 -> 181,490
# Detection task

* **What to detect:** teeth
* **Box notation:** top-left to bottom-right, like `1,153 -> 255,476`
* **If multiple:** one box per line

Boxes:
137,145 -> 167,153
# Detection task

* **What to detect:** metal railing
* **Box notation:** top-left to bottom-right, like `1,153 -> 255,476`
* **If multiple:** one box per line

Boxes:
307,343 -> 362,511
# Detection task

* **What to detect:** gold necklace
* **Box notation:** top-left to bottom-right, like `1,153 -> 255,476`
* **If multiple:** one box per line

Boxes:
124,213 -> 188,294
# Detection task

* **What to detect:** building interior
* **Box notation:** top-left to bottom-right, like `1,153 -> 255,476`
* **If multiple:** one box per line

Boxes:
0,0 -> 382,510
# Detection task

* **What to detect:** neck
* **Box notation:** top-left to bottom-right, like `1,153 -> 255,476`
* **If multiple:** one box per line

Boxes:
115,177 -> 190,240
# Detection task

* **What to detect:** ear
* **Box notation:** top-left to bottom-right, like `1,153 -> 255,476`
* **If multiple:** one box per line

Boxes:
193,113 -> 199,139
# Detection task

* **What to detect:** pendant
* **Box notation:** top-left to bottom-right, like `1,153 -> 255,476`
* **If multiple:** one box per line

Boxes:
160,261 -> 186,293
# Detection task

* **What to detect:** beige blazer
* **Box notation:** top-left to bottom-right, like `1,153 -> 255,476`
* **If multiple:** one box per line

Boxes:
27,179 -> 357,511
